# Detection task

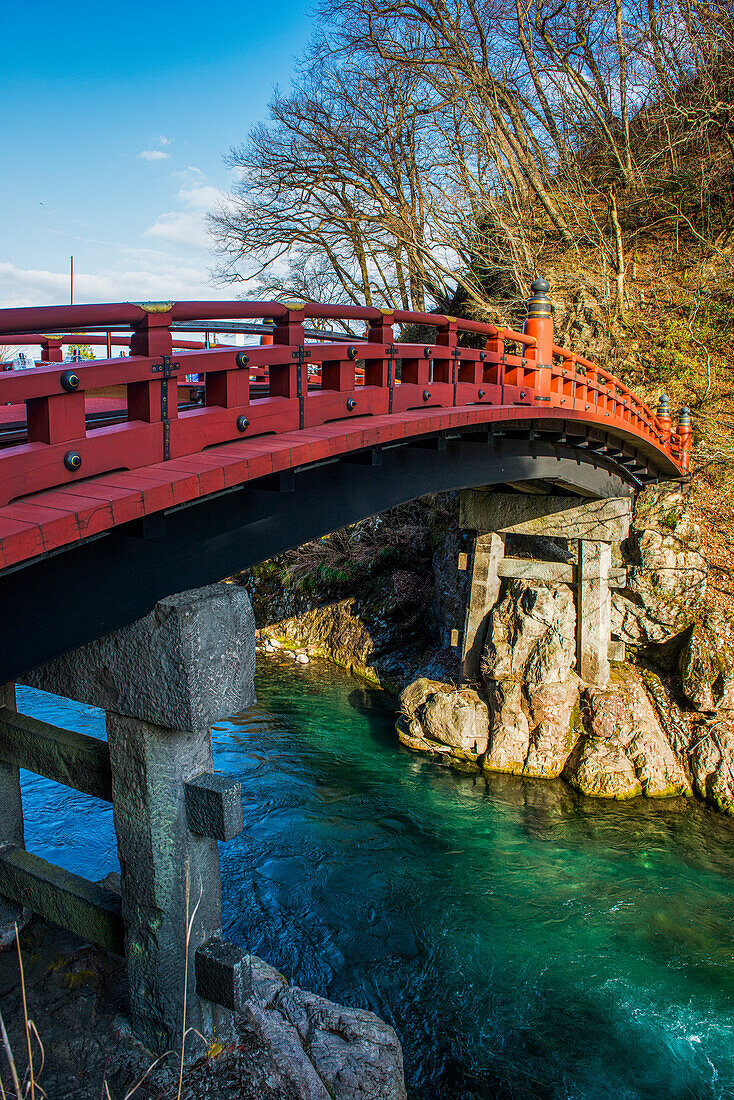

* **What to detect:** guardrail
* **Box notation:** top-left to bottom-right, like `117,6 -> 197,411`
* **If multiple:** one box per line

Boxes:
0,285 -> 689,508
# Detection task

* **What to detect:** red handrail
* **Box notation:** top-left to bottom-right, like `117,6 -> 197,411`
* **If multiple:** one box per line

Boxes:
0,298 -> 687,510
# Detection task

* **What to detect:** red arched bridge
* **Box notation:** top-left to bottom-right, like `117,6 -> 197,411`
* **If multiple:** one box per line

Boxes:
0,282 -> 689,683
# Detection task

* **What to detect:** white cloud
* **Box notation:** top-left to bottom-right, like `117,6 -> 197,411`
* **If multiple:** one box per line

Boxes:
144,185 -> 228,250
177,185 -> 224,210
0,260 -> 232,310
173,166 -> 206,182
139,149 -> 171,162
144,210 -> 212,250
157,135 -> 173,146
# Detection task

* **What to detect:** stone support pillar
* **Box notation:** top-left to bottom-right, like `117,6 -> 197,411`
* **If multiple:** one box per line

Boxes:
461,532 -> 506,682
0,683 -> 25,946
459,490 -> 630,690
22,582 -> 256,1054
577,539 -> 612,687
107,712 -> 229,1052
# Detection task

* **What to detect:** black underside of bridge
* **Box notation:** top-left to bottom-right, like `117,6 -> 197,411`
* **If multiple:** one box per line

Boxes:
1,426 -> 658,684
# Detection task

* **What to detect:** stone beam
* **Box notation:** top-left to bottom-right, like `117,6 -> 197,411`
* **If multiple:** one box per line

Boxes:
0,846 -> 124,955
461,532 -> 506,682
496,558 -> 627,588
22,582 -> 256,732
0,709 -> 112,802
460,491 -> 632,542
0,683 -> 25,947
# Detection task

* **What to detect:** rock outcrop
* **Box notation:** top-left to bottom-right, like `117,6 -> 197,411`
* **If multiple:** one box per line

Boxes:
397,678 -> 489,768
566,667 -> 691,799
396,483 -> 734,816
245,957 -> 407,1100
480,581 -> 581,778
611,483 -> 707,647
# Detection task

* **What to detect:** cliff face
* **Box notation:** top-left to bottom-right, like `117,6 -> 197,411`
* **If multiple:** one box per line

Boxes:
237,497 -> 465,693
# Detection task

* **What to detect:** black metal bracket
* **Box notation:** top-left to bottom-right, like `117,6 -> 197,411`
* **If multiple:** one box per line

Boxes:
293,346 -> 311,428
153,356 -> 179,460
386,343 -> 398,414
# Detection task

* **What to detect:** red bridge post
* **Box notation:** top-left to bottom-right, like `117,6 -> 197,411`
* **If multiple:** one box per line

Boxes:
524,278 -> 554,402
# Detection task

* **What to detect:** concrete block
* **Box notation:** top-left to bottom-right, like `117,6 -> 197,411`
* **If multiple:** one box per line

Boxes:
195,934 -> 252,1010
185,772 -> 243,841
23,582 -> 256,731
460,491 -> 632,542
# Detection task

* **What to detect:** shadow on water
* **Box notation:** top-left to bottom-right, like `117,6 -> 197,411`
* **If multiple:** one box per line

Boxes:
15,664 -> 734,1100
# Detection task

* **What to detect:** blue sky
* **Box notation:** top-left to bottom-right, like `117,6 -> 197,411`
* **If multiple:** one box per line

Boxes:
1,0 -> 314,308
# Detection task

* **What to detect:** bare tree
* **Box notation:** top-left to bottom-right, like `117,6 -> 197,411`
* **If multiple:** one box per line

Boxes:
212,0 -> 734,324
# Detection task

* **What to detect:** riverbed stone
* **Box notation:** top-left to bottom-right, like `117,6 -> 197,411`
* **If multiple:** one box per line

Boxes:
22,583 -> 256,731
397,679 -> 489,764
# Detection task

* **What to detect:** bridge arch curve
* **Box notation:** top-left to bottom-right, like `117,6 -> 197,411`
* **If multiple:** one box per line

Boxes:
2,424 -> 634,683
0,293 -> 686,682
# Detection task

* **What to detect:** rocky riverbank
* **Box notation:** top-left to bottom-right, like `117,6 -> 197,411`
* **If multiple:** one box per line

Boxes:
244,484 -> 734,818
0,914 -> 406,1100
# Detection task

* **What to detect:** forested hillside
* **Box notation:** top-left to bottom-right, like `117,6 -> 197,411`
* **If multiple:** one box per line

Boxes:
212,0 -> 734,600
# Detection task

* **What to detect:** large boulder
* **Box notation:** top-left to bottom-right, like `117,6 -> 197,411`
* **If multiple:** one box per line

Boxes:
481,581 -> 582,778
688,717 -> 734,815
244,957 -> 407,1100
678,614 -> 734,712
397,678 -> 489,766
612,484 -> 707,646
566,667 -> 691,799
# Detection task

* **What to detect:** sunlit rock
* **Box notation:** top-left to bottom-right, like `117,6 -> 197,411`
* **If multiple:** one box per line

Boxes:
481,581 -> 581,778
612,484 -> 707,646
566,667 -> 691,799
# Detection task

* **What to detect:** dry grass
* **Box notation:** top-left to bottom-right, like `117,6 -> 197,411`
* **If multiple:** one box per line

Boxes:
1,866 -> 212,1100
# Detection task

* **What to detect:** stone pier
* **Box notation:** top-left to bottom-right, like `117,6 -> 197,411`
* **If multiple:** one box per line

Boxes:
459,490 -> 632,686
1,582 -> 256,1054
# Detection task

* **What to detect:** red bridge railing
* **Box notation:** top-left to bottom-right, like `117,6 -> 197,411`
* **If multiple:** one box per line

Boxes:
0,286 -> 689,509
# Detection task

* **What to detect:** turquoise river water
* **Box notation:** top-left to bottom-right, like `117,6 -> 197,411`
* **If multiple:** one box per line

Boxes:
16,658 -> 734,1099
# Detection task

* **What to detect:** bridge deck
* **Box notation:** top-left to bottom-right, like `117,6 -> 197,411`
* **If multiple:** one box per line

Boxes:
0,298 -> 688,578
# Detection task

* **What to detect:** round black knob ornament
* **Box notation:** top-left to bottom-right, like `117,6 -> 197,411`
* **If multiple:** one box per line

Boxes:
60,370 -> 79,392
64,451 -> 82,471
236,415 -> 250,432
